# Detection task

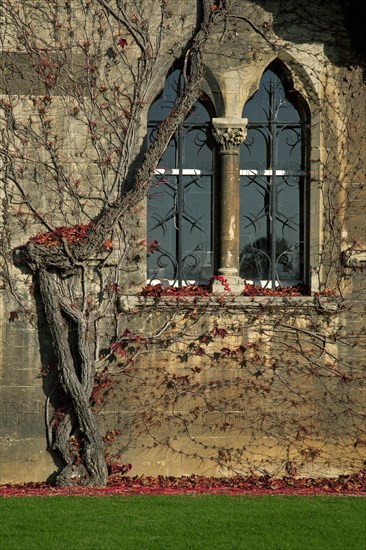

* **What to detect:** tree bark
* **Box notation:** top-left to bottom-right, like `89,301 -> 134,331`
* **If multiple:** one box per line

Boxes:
38,268 -> 108,486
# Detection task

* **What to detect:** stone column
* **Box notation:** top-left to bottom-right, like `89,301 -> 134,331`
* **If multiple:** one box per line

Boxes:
212,117 -> 247,293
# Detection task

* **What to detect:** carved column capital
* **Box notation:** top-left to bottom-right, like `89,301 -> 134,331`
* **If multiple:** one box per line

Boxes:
212,117 -> 248,152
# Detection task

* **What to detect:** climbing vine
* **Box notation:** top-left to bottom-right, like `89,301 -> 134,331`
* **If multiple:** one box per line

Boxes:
0,0 -> 365,486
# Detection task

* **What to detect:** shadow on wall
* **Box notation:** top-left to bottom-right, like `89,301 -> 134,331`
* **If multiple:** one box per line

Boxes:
249,0 -> 366,69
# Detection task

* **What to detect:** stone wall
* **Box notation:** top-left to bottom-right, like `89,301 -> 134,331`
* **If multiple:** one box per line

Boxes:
0,0 -> 365,483
0,299 -> 55,482
94,294 -> 365,478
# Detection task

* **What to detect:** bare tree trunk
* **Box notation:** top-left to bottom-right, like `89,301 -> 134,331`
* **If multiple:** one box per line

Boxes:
38,269 -> 108,486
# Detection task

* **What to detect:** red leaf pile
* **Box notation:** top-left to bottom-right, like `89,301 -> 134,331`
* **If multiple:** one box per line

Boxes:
141,284 -> 212,297
140,282 -> 311,298
1,472 -> 364,497
30,223 -> 95,247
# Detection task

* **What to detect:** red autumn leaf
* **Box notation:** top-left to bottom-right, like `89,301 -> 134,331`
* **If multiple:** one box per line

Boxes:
40,56 -> 55,69
191,366 -> 202,373
220,347 -> 232,357
199,334 -> 212,345
110,342 -> 126,357
146,239 -> 160,253
9,311 -> 19,322
30,222 -> 95,247
104,239 -> 113,251
118,38 -> 128,48
212,326 -> 227,338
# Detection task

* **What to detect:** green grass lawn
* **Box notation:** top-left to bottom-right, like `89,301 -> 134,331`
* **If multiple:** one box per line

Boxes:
1,495 -> 365,550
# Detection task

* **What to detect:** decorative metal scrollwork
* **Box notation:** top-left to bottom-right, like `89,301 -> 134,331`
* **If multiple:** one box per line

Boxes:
240,64 -> 308,287
147,69 -> 214,285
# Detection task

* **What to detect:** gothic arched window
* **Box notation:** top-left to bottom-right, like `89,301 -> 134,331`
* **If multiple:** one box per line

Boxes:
240,62 -> 309,288
147,69 -> 214,285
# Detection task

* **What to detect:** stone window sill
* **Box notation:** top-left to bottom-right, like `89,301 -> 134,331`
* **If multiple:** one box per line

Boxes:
118,294 -> 340,313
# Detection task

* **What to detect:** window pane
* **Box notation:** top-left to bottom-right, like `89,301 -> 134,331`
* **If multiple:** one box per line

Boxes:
147,69 -> 213,284
239,175 -> 303,281
240,64 -> 307,286
181,175 -> 213,280
183,125 -> 212,171
275,176 -> 302,281
184,99 -> 211,124
240,175 -> 271,280
241,127 -> 269,171
276,125 -> 301,171
243,70 -> 300,124
148,176 -> 177,280
148,70 -> 182,121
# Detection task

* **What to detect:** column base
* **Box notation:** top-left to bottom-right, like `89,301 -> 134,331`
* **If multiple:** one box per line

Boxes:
212,275 -> 245,295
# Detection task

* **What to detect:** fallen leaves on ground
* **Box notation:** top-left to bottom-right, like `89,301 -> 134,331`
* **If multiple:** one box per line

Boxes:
1,471 -> 365,497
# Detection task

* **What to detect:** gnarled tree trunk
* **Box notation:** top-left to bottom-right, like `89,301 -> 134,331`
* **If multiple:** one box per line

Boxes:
39,268 -> 107,486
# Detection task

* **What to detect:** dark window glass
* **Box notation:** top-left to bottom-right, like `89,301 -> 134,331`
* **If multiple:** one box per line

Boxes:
240,65 -> 308,287
147,70 -> 213,284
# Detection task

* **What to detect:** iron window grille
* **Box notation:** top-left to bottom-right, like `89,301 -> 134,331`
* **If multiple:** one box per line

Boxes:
240,64 -> 309,288
147,69 -> 214,286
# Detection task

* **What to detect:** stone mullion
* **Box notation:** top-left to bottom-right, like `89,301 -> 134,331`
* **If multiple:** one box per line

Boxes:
212,117 -> 247,292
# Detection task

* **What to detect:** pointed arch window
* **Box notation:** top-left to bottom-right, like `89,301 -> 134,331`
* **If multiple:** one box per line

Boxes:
240,62 -> 309,288
147,69 -> 214,285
